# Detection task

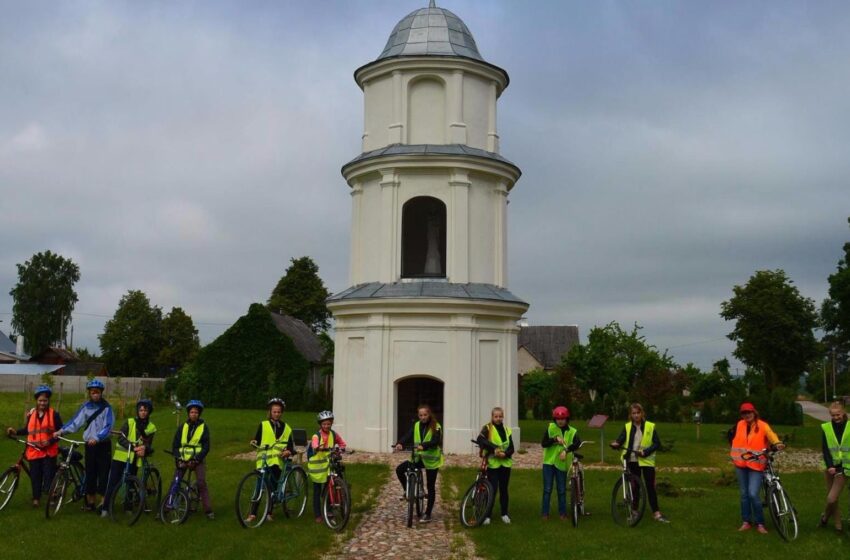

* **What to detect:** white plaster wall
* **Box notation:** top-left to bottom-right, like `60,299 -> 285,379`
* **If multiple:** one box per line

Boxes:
330,303 -> 524,454
408,78 -> 446,144
462,74 -> 491,150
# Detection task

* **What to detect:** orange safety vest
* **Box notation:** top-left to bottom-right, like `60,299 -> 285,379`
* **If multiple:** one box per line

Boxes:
729,419 -> 772,471
26,408 -> 58,461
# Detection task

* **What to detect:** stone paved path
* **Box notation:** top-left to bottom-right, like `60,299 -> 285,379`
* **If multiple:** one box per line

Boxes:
798,399 -> 832,422
323,456 -> 480,560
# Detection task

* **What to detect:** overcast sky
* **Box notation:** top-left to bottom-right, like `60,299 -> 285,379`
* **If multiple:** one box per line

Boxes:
1,0 -> 848,371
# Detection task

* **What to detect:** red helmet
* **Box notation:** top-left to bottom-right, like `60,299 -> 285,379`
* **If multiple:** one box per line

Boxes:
552,406 -> 570,420
739,402 -> 757,413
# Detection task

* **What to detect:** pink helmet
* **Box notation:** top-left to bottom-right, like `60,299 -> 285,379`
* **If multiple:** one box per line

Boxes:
552,406 -> 570,420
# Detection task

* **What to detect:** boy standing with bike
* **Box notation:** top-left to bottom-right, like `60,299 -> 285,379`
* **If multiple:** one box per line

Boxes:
102,398 -> 156,518
247,397 -> 293,522
53,379 -> 114,513
170,399 -> 214,519
541,405 -> 581,520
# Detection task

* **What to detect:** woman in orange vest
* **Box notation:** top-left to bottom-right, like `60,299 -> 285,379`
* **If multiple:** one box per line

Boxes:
729,402 -> 784,534
5,385 -> 62,507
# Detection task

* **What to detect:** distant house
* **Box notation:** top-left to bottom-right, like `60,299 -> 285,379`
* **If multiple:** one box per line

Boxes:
0,330 -> 29,364
517,325 -> 580,374
269,312 -> 330,396
29,347 -> 107,377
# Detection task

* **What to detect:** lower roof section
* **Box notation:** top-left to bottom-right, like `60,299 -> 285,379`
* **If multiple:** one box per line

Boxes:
341,144 -> 520,178
328,281 -> 527,305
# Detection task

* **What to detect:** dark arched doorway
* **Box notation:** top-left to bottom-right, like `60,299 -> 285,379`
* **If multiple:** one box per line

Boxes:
396,376 -> 444,440
401,196 -> 446,278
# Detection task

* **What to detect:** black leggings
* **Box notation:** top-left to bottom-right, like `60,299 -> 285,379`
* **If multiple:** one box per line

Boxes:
28,456 -> 57,500
486,466 -> 511,517
627,463 -> 659,512
84,440 -> 112,497
395,460 -> 439,516
103,459 -> 138,505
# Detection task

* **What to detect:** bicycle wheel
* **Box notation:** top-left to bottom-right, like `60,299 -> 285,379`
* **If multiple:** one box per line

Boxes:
611,473 -> 646,527
179,479 -> 200,513
235,471 -> 269,528
570,476 -> 580,527
577,469 -> 586,516
406,475 -> 415,528
45,470 -> 70,519
159,485 -> 189,525
144,467 -> 162,515
459,478 -> 493,528
322,476 -> 351,532
282,466 -> 308,519
0,467 -> 20,511
109,475 -> 144,526
415,472 -> 426,519
69,461 -> 86,502
768,485 -> 798,541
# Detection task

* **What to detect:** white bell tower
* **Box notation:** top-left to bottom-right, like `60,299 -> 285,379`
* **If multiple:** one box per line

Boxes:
328,1 -> 528,454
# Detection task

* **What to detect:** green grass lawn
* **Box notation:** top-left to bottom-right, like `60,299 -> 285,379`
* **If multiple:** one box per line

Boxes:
0,392 -> 388,559
518,416 -> 824,467
442,467 -> 849,559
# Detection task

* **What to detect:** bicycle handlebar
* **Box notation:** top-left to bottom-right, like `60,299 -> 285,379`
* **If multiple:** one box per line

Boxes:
7,436 -> 40,449
58,436 -> 85,445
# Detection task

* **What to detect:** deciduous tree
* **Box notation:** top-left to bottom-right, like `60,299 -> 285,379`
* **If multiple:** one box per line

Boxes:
99,290 -> 163,376
267,257 -> 331,333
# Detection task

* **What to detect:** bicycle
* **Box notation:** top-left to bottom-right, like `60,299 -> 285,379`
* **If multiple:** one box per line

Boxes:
743,448 -> 798,541
159,449 -> 199,524
459,439 -> 494,528
610,454 -> 647,527
0,436 -> 41,511
235,443 -> 309,528
321,446 -> 353,531
107,430 -> 161,525
394,445 -> 427,528
44,436 -> 87,519
569,440 -> 593,528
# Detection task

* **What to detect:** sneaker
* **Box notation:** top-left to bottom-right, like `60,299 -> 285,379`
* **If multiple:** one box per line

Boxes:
315,516 -> 323,523
32,499 -> 39,508
818,515 -> 828,528
266,514 -> 273,522
482,517 -> 491,526
419,514 -> 432,523
738,522 -> 752,532
756,524 -> 768,534
559,513 -> 568,520
501,515 -> 511,524
654,513 -> 670,524
206,511 -> 215,520
100,510 -> 109,518
541,514 -> 549,521
245,514 -> 257,523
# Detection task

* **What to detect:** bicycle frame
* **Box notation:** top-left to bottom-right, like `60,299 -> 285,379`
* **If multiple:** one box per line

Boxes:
6,437 -> 35,478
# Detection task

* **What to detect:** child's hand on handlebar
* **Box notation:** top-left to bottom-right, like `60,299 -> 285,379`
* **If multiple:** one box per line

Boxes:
394,443 -> 403,451
609,442 -> 621,449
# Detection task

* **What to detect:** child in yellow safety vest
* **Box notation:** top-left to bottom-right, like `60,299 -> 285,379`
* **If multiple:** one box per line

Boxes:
169,399 -> 214,519
541,405 -> 581,519
307,410 -> 347,523
610,403 -> 669,524
246,397 -> 294,523
475,406 -> 514,524
102,398 -> 156,518
394,404 -> 444,523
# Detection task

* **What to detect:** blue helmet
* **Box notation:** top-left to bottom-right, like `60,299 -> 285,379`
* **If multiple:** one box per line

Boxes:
137,398 -> 154,413
86,379 -> 105,391
34,385 -> 52,398
186,399 -> 204,413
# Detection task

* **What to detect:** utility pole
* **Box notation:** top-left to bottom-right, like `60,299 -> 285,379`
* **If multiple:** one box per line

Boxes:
824,357 -> 828,404
833,347 -> 838,401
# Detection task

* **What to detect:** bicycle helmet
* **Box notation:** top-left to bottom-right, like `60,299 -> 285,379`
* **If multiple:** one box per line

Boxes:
137,398 -> 154,413
316,410 -> 334,423
186,399 -> 204,413
552,406 -> 570,420
267,397 -> 285,409
33,385 -> 52,398
86,379 -> 105,391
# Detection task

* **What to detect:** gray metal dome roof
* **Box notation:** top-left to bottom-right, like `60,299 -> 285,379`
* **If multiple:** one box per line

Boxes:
377,2 -> 483,61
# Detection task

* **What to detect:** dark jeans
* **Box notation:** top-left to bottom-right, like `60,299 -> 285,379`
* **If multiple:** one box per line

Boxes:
395,460 -> 439,515
627,463 -> 660,513
486,466 -> 511,518
103,459 -> 138,505
313,481 -> 325,518
28,456 -> 57,500
736,467 -> 764,525
252,465 -> 281,516
541,464 -> 566,515
84,440 -> 111,497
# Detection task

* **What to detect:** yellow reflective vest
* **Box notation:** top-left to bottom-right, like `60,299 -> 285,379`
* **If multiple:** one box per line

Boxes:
113,418 -> 156,467
256,420 -> 292,470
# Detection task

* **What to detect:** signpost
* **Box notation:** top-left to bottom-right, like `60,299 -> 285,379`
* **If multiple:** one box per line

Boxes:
587,414 -> 609,463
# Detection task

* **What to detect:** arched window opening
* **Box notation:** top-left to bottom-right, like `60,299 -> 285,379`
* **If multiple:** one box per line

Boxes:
401,196 -> 447,278
396,376 -> 444,443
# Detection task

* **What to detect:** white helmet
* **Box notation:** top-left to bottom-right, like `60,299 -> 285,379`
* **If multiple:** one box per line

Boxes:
317,410 -> 334,423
